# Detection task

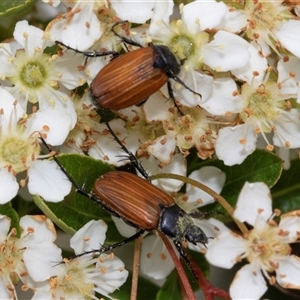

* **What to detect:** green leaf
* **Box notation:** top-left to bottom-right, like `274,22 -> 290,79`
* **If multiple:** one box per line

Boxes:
156,251 -> 209,300
0,0 -> 38,17
272,159 -> 300,213
110,273 -> 159,300
33,154 -> 123,243
188,150 -> 283,214
157,271 -> 181,300
0,202 -> 21,235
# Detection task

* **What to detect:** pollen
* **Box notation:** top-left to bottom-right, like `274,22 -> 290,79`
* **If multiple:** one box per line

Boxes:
160,253 -> 167,260
247,1 -> 282,31
246,222 -> 291,273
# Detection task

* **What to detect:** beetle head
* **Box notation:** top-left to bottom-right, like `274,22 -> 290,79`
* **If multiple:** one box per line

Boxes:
184,224 -> 209,246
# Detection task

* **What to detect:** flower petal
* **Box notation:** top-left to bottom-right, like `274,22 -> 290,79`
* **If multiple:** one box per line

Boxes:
276,255 -> 300,289
0,215 -> 11,240
205,230 -> 247,269
185,166 -> 226,206
229,264 -> 267,300
215,123 -> 257,166
278,210 -> 300,242
20,215 -> 56,244
27,160 -> 72,202
275,20 -> 300,59
111,0 -> 155,23
0,169 -> 19,204
201,77 -> 243,115
234,182 -> 272,226
70,219 -> 107,254
140,235 -> 175,280
202,31 -> 250,72
273,109 -> 300,148
182,0 -> 227,32
46,5 -> 103,51
24,243 -> 63,282
94,254 -> 129,296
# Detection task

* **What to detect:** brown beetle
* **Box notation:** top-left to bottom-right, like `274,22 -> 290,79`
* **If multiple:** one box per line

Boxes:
89,21 -> 202,111
90,46 -> 170,110
56,21 -> 202,112
41,138 -> 208,279
94,171 -> 208,249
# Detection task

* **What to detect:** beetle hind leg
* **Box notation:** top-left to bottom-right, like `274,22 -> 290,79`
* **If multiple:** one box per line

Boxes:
111,21 -> 144,49
69,229 -> 146,260
99,107 -> 151,182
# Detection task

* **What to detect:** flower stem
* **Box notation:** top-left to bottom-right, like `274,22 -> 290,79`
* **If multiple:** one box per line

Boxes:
151,173 -> 248,234
158,232 -> 196,300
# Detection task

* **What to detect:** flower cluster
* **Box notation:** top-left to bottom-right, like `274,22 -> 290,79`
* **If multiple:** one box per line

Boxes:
0,215 -> 128,299
1,0 -> 300,201
1,0 -> 300,299
205,182 -> 300,299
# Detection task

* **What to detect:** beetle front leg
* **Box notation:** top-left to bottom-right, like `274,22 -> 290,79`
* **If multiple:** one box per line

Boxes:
171,75 -> 202,100
167,80 -> 184,115
173,240 -> 198,280
111,21 -> 144,49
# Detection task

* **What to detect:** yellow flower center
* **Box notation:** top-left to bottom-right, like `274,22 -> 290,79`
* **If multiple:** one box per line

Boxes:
0,135 -> 40,173
50,261 -> 94,298
247,1 -> 282,32
0,235 -> 24,283
240,81 -> 285,132
20,60 -> 47,89
247,222 -> 291,272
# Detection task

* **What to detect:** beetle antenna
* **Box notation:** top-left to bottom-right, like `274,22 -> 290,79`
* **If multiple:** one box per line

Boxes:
55,41 -> 119,59
98,107 -> 151,182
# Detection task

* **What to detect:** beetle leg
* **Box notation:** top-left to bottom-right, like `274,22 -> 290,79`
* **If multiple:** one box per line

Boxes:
40,136 -> 108,207
174,240 -> 198,280
189,210 -> 211,219
167,80 -> 184,115
68,230 -> 146,260
170,75 -> 202,100
111,21 -> 144,49
55,41 -> 119,59
98,107 -> 151,182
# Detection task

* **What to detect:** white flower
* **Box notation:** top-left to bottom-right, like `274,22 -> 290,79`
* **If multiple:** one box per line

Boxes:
142,92 -> 217,164
59,91 -> 101,154
240,0 -> 298,56
277,55 -> 300,104
177,166 -> 226,212
146,0 -> 250,107
32,220 -> 129,300
0,20 -> 77,127
0,215 -> 60,298
205,182 -> 300,299
45,0 -> 171,51
0,87 -> 71,203
215,68 -> 300,166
